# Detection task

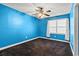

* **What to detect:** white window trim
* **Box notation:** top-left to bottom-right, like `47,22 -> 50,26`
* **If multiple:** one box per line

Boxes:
47,18 -> 69,41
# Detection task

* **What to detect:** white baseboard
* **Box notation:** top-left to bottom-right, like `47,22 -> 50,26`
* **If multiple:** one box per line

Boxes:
0,36 -> 70,51
39,36 -> 69,43
69,43 -> 74,56
0,37 -> 39,51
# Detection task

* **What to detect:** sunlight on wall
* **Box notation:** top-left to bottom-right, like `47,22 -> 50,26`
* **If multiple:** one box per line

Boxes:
9,16 -> 24,28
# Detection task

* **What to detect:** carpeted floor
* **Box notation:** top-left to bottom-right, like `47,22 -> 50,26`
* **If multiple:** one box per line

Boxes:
0,38 -> 73,56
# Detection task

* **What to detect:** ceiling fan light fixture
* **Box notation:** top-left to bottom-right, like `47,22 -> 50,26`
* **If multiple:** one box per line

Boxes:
37,13 -> 43,18
34,7 -> 51,18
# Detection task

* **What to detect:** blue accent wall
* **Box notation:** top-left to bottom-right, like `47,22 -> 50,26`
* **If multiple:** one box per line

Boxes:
0,4 -> 71,48
78,6 -> 79,56
0,4 -> 39,48
70,3 -> 75,50
39,19 -> 48,37
50,34 -> 65,40
39,14 -> 70,40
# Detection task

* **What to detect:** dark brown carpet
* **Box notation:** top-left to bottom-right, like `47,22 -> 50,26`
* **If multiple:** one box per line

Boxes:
0,38 -> 73,56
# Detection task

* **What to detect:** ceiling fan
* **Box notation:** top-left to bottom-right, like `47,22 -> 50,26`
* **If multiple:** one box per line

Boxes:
34,7 -> 51,18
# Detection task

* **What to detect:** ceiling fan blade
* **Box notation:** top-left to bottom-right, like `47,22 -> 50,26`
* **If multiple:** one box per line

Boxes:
46,10 -> 51,12
44,14 -> 50,16
37,7 -> 43,10
36,7 -> 44,12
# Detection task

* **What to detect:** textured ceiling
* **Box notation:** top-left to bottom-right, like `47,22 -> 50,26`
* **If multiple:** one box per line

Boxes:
3,3 -> 71,18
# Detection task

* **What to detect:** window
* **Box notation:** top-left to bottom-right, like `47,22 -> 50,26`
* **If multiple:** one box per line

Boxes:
47,18 -> 69,41
48,20 -> 56,34
57,19 -> 67,34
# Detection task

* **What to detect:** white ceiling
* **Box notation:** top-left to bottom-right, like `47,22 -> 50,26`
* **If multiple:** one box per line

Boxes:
3,3 -> 71,18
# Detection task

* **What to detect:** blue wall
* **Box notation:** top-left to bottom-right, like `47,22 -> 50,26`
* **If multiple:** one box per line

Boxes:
70,3 -> 75,50
39,14 -> 70,40
78,6 -> 79,55
0,4 -> 71,48
0,4 -> 39,48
